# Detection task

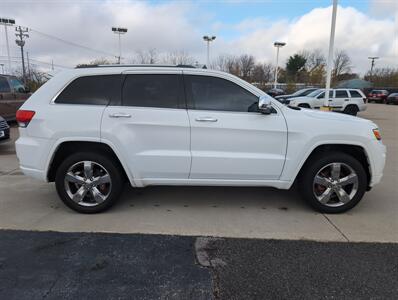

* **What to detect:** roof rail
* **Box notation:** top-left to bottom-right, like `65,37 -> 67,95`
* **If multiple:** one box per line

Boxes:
75,64 -> 197,69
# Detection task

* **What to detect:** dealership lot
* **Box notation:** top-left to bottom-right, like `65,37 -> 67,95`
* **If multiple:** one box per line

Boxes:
0,103 -> 397,243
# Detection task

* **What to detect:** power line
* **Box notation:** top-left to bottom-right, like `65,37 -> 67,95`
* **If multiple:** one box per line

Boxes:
0,55 -> 70,69
28,28 -> 118,58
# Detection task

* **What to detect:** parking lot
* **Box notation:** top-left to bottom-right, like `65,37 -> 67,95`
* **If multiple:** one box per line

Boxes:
1,103 -> 397,243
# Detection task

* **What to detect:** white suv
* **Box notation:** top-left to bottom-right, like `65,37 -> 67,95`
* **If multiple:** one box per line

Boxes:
288,88 -> 367,115
16,65 -> 386,213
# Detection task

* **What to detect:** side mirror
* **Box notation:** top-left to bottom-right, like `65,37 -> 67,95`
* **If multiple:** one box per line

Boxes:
258,95 -> 272,114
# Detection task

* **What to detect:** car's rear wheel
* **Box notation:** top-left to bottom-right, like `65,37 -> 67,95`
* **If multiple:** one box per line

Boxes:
55,152 -> 124,213
343,105 -> 359,116
299,152 -> 367,213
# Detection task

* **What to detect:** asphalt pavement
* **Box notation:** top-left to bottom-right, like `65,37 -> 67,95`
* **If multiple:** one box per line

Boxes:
0,230 -> 397,299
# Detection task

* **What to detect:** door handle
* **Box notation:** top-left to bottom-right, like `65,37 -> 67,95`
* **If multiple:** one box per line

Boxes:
344,99 -> 349,101
109,113 -> 131,118
195,117 -> 218,122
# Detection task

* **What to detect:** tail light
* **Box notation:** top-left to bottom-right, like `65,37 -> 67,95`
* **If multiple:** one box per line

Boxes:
16,110 -> 35,128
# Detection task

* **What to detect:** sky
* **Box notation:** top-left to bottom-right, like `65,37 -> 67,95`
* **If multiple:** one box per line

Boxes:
0,0 -> 397,75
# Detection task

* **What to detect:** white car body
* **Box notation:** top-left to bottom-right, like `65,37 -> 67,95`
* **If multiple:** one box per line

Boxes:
16,66 -> 385,193
288,88 -> 367,113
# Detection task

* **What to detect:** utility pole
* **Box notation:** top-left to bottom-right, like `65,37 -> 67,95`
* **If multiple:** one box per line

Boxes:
323,0 -> 338,110
0,63 -> 4,74
0,18 -> 15,74
368,56 -> 379,80
112,27 -> 128,64
203,35 -> 216,67
15,26 -> 29,83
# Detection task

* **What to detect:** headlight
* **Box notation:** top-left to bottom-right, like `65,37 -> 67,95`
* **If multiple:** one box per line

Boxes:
373,128 -> 382,140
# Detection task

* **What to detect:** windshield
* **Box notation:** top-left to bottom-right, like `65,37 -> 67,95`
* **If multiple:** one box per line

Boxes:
307,89 -> 323,97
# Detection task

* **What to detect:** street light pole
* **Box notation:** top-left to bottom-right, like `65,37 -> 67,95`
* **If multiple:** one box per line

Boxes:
112,27 -> 128,64
273,41 -> 286,89
203,35 -> 216,67
0,18 -> 15,74
323,0 -> 338,110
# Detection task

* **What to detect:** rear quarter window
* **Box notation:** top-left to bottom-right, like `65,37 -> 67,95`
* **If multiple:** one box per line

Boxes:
55,75 -> 122,105
349,90 -> 363,98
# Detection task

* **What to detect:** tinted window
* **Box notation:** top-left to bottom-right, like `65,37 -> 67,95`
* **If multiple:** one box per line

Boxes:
308,90 -> 323,97
9,78 -> 25,92
55,75 -> 122,105
187,75 -> 259,112
318,91 -> 333,98
122,74 -> 183,108
0,77 -> 11,93
349,90 -> 362,98
335,90 -> 348,98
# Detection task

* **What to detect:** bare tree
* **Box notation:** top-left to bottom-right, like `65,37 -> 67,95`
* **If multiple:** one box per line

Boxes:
251,63 -> 273,83
333,50 -> 352,80
134,49 -> 158,64
301,49 -> 326,71
161,51 -> 196,65
76,58 -> 112,68
238,54 -> 255,80
364,67 -> 398,87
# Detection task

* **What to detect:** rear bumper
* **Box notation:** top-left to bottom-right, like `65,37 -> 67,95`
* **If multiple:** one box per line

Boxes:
15,133 -> 53,182
20,166 -> 46,181
0,128 -> 10,143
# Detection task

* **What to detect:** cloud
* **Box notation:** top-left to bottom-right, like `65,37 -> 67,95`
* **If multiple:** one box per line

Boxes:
228,5 -> 397,74
0,1 -> 396,75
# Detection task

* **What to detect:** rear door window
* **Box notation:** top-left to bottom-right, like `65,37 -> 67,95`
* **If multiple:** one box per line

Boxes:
335,90 -> 348,98
55,75 -> 122,105
0,77 -> 11,93
122,74 -> 184,109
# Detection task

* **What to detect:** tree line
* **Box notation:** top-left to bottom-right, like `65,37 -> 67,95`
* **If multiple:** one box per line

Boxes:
20,48 -> 397,92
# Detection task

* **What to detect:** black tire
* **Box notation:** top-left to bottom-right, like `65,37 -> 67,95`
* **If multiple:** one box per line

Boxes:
343,105 -> 358,116
55,152 -> 124,213
298,103 -> 311,108
298,152 -> 367,213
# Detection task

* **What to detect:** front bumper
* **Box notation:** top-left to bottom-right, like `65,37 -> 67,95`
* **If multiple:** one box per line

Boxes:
367,140 -> 386,187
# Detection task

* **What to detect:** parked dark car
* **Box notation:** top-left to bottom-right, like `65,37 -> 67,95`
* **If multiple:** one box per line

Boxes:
0,75 -> 31,121
386,93 -> 398,105
0,116 -> 10,143
267,88 -> 285,97
367,90 -> 389,103
275,88 -> 319,104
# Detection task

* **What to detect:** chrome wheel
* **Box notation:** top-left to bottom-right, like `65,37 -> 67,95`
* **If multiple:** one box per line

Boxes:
64,161 -> 112,207
313,162 -> 359,207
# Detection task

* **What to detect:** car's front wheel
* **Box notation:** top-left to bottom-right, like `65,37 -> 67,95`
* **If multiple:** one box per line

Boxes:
299,152 -> 367,213
343,105 -> 359,116
55,152 -> 124,213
